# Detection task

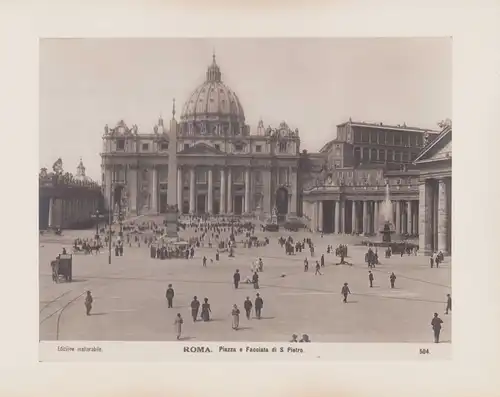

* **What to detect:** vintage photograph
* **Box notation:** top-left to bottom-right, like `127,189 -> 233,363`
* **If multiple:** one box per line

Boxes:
39,38 -> 452,344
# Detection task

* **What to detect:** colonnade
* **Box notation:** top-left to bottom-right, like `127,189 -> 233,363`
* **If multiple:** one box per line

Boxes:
419,177 -> 451,255
46,196 -> 99,229
308,199 -> 419,236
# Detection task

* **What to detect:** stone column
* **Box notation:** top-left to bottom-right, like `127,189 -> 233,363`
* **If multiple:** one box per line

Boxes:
227,168 -> 233,213
177,167 -> 183,213
318,201 -> 324,232
220,168 -> 226,214
374,201 -> 380,233
104,168 -> 112,211
48,198 -> 54,228
351,201 -> 357,234
189,168 -> 196,214
290,167 -> 297,215
395,200 -> 401,234
151,167 -> 158,213
407,201 -> 413,236
437,178 -> 449,254
419,181 -> 434,255
340,200 -> 346,233
262,168 -> 271,214
363,201 -> 369,234
244,168 -> 250,213
208,168 -> 214,214
129,166 -> 138,214
335,200 -> 340,233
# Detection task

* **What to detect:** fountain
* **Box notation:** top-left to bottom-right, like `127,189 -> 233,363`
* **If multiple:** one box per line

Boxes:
379,183 -> 396,243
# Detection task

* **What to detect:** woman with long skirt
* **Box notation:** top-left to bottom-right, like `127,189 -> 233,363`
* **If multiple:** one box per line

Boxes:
231,304 -> 240,330
201,298 -> 211,322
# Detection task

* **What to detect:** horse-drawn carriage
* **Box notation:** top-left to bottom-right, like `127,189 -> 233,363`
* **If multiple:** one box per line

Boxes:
51,254 -> 73,283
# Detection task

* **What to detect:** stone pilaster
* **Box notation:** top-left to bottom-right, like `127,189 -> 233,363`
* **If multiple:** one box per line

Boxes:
220,168 -> 226,214
189,168 -> 196,214
351,201 -> 357,234
340,200 -> 346,233
407,201 -> 413,236
227,168 -> 233,213
244,168 -> 250,214
374,201 -> 380,233
318,200 -> 323,232
129,166 -> 138,214
437,178 -> 449,254
208,168 -> 214,214
151,167 -> 158,213
395,200 -> 401,234
289,167 -> 297,216
177,167 -> 183,213
334,200 -> 340,233
262,168 -> 271,214
419,181 -> 434,255
363,200 -> 369,235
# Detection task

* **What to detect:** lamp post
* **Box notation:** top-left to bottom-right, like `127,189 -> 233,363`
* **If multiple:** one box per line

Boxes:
90,209 -> 104,240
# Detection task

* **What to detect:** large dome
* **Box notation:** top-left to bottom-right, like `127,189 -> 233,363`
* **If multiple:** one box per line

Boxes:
180,55 -> 245,123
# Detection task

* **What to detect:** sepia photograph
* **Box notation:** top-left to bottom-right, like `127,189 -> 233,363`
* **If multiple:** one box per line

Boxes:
39,37 -> 452,348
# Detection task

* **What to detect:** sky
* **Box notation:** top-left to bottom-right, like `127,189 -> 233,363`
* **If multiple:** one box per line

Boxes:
39,38 -> 451,181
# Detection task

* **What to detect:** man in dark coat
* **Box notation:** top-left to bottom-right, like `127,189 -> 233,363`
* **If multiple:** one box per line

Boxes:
252,272 -> 259,289
341,282 -> 351,303
445,294 -> 452,315
244,296 -> 253,320
190,296 -> 200,322
233,269 -> 241,289
390,272 -> 396,288
254,293 -> 263,319
368,271 -> 374,288
320,254 -> 325,268
166,284 -> 175,308
431,313 -> 443,343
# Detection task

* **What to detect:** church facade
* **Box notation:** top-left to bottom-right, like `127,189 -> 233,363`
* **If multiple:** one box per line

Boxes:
101,55 -> 301,218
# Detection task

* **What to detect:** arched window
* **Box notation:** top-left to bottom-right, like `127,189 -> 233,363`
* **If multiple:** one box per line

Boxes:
370,148 -> 378,161
379,149 -> 386,161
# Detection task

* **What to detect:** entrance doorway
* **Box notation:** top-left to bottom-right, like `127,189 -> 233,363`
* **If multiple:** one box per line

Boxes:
159,194 -> 167,214
182,200 -> 189,215
213,200 -> 220,215
197,194 -> 206,214
234,196 -> 243,215
276,187 -> 289,217
322,200 -> 334,233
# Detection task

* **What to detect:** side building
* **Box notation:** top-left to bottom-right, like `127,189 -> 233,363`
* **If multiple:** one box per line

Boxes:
39,158 -> 102,230
302,120 -> 441,236
101,55 -> 301,220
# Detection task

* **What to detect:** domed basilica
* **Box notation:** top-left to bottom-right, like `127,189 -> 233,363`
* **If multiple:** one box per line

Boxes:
101,55 -> 302,218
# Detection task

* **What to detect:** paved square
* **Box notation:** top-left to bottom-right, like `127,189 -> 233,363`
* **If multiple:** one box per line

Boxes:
40,228 -> 451,343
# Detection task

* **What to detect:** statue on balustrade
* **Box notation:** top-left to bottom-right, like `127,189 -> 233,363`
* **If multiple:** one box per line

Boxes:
39,167 -> 48,179
52,158 -> 64,175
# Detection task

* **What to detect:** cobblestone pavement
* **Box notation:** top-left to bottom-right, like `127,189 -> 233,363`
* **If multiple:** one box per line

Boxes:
39,228 -> 451,343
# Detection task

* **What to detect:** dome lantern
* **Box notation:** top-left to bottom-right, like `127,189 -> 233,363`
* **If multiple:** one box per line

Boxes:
206,52 -> 222,82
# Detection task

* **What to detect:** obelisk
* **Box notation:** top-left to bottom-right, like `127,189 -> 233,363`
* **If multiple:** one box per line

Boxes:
165,98 -> 179,238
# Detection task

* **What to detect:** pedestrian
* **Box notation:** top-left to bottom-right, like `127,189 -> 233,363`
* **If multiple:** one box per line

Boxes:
320,254 -> 325,268
201,298 -> 211,322
299,334 -> 311,343
202,256 -> 207,267
233,269 -> 241,289
430,256 -> 434,268
255,293 -> 264,319
244,296 -> 253,319
215,250 -> 220,261
190,296 -> 200,322
445,294 -> 452,315
252,272 -> 259,289
390,272 -> 396,289
166,284 -> 175,308
174,313 -> 183,340
304,257 -> 309,272
85,291 -> 93,316
315,261 -> 322,275
341,282 -> 351,303
232,304 -> 240,330
431,313 -> 443,343
368,271 -> 374,287
290,334 -> 298,342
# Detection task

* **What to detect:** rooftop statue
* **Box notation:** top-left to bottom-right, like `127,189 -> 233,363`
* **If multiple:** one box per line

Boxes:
104,124 -> 109,135
52,158 -> 63,175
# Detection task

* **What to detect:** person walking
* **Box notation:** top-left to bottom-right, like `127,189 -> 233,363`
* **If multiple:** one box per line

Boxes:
445,294 -> 452,315
304,257 -> 309,272
320,254 -> 325,268
201,298 -> 211,322
202,256 -> 207,267
341,283 -> 351,303
390,272 -> 396,289
190,296 -> 200,322
85,291 -> 93,316
232,304 -> 240,330
315,261 -> 322,275
252,272 -> 260,289
244,297 -> 253,320
233,269 -> 241,289
368,271 -> 374,288
166,284 -> 175,308
431,313 -> 443,343
255,293 -> 264,319
290,334 -> 298,342
174,313 -> 183,340
299,334 -> 311,343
